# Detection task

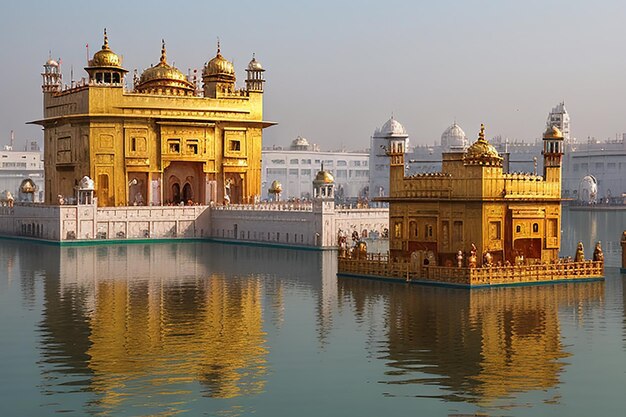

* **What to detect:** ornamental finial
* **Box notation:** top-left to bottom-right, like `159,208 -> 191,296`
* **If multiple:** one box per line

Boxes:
160,39 -> 167,64
217,37 -> 221,55
103,28 -> 109,50
479,123 -> 485,141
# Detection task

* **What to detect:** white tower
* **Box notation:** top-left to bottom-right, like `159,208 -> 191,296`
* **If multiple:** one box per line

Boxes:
245,54 -> 265,92
42,56 -> 62,93
368,116 -> 409,200
546,102 -> 570,142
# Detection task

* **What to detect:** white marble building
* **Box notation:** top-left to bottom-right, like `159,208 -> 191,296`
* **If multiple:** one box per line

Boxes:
0,143 -> 44,201
0,169 -> 388,249
262,137 -> 369,202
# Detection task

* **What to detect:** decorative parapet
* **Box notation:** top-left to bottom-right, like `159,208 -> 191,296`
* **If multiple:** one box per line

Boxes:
212,202 -> 313,212
338,254 -> 603,287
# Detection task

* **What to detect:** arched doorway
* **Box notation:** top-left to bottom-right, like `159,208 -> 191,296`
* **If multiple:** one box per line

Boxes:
172,183 -> 181,204
164,162 -> 204,205
182,183 -> 193,204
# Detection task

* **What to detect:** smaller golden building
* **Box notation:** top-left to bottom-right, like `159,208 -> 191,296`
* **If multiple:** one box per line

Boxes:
384,124 -> 564,266
339,122 -> 603,286
33,30 -> 274,207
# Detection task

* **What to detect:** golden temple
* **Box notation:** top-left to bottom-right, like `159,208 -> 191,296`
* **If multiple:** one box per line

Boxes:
339,123 -> 604,287
32,30 -> 274,207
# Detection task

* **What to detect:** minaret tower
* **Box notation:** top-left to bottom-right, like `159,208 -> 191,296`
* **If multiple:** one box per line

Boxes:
312,165 -> 335,214
245,54 -> 265,92
386,130 -> 406,197
42,55 -> 62,93
542,125 -> 564,193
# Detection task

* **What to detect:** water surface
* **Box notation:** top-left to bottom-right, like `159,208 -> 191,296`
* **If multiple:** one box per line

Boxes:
1,208 -> 625,416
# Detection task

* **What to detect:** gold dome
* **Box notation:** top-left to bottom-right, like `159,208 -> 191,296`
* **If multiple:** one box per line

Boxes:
268,180 -> 283,194
314,170 -> 335,184
89,29 -> 122,68
543,125 -> 564,139
19,178 -> 36,193
464,124 -> 503,166
203,42 -> 236,79
135,40 -> 194,95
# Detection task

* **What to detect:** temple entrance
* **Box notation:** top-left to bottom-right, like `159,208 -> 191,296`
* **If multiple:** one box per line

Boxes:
164,162 -> 203,205
224,172 -> 244,204
513,238 -> 542,263
171,183 -> 181,204
128,172 -> 148,206
182,183 -> 193,204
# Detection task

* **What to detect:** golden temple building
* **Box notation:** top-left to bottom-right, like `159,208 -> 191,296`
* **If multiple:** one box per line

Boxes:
385,123 -> 565,266
338,120 -> 603,286
32,30 -> 274,207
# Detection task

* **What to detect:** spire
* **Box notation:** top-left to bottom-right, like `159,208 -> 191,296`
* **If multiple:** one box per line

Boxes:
478,123 -> 485,141
217,37 -> 221,56
103,28 -> 109,50
160,39 -> 167,65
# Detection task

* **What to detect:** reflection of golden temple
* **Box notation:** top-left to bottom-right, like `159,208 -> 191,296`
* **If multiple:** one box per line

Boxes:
86,274 -> 267,405
338,277 -> 604,403
339,124 -> 604,287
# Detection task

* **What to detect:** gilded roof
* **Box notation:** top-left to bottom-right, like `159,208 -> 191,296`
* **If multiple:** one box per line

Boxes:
543,125 -> 564,140
89,29 -> 122,68
247,55 -> 263,71
464,124 -> 503,166
203,42 -> 235,80
269,180 -> 282,193
314,170 -> 335,184
136,40 -> 194,95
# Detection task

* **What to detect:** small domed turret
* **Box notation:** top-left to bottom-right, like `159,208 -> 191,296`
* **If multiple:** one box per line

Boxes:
202,41 -> 236,97
543,125 -> 563,140
89,28 -> 122,68
246,53 -> 265,92
84,29 -> 128,85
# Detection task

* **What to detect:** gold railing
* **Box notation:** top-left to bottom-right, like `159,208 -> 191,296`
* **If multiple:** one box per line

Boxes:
338,255 -> 604,287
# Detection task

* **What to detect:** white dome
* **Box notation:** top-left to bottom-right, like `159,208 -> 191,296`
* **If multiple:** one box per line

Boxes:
441,122 -> 468,150
292,136 -> 309,147
378,117 -> 407,137
247,56 -> 263,71
579,175 -> 598,203
46,58 -> 59,67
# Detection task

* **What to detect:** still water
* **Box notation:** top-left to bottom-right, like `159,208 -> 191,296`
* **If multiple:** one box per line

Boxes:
1,209 -> 625,417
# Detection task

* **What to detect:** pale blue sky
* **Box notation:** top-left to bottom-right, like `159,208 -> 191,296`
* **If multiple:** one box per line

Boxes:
1,0 -> 626,150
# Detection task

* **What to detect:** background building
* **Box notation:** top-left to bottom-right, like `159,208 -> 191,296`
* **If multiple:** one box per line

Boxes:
32,31 -> 273,207
0,135 -> 44,202
262,137 -> 369,202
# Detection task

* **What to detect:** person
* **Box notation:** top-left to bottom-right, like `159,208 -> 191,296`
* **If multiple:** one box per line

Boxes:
574,241 -> 585,262
593,241 -> 604,262
134,192 -> 144,206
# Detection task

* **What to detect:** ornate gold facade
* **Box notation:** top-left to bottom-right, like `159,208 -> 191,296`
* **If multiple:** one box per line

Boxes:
33,31 -> 274,207
384,124 -> 565,266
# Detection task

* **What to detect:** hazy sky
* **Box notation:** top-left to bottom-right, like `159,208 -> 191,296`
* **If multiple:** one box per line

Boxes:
1,0 -> 626,151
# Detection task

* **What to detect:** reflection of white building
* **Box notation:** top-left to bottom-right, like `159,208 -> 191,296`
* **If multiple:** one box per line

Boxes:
261,137 -> 369,201
0,142 -> 44,201
369,117 -> 409,199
